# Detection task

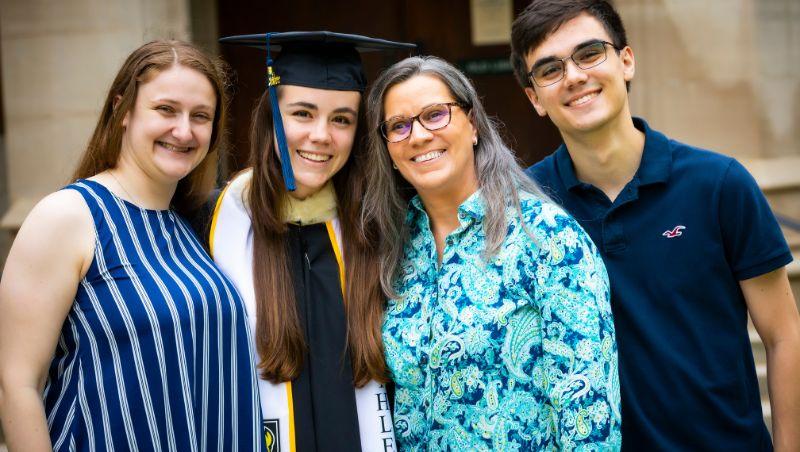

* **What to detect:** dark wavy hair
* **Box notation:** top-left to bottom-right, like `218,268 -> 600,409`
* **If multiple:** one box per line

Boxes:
510,0 -> 628,89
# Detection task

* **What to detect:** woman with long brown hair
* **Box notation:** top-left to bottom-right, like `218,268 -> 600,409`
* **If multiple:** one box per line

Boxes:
208,32 -> 413,452
0,40 -> 263,451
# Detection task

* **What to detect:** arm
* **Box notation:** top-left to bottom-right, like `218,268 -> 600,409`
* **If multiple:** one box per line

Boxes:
533,207 -> 620,450
741,267 -> 800,452
0,190 -> 94,452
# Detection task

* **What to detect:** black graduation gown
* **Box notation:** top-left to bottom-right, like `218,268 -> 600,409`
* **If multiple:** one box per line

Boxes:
285,222 -> 362,452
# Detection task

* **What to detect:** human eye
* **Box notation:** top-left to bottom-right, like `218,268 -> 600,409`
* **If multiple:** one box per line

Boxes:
575,43 -> 605,65
155,105 -> 176,114
422,105 -> 448,123
332,115 -> 354,126
192,111 -> 213,123
387,118 -> 409,132
291,109 -> 312,119
534,62 -> 562,81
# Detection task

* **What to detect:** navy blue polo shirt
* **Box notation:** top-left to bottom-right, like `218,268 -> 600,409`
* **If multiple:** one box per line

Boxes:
527,118 -> 792,451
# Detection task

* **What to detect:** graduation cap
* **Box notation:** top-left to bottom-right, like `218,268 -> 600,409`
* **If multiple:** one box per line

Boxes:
220,31 -> 416,191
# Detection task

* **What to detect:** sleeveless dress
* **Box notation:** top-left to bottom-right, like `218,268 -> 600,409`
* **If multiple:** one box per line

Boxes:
42,179 -> 264,451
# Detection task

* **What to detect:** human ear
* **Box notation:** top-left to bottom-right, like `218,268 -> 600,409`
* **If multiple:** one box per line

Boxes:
113,95 -> 130,128
620,46 -> 636,82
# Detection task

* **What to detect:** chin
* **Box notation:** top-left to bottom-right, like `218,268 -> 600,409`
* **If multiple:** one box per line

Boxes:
293,177 -> 329,195
408,172 -> 454,194
158,164 -> 199,182
561,113 -> 608,133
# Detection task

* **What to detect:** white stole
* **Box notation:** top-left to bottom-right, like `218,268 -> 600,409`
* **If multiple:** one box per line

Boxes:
209,170 -> 395,452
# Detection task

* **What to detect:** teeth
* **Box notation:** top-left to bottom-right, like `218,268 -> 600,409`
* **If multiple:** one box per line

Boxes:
413,150 -> 444,163
568,92 -> 598,106
159,142 -> 191,152
297,150 -> 332,162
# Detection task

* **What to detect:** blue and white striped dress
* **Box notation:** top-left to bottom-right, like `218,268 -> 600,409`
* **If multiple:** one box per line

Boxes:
42,179 -> 263,451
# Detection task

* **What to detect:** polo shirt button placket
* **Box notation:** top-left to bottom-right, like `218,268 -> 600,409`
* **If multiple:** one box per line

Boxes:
602,210 -> 627,253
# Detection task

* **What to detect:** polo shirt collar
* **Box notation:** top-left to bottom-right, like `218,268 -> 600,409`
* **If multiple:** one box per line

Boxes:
555,117 -> 672,191
634,117 -> 672,186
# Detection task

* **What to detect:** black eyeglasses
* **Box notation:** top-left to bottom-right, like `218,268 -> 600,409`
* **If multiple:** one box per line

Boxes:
527,40 -> 620,87
380,102 -> 464,143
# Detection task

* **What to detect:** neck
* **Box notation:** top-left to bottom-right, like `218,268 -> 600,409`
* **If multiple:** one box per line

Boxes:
561,114 -> 645,202
107,159 -> 177,210
417,177 -> 478,259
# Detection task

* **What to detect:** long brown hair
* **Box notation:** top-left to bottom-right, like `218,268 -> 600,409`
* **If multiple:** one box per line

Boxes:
248,88 -> 387,387
71,40 -> 230,216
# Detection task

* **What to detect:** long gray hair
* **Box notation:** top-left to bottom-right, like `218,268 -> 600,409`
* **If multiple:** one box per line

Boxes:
363,56 -> 551,297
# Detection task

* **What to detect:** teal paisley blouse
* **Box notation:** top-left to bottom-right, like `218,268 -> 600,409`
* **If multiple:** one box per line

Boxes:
383,190 -> 621,451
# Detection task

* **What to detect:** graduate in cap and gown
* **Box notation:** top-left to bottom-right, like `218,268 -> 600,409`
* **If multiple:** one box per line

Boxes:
208,32 -> 414,452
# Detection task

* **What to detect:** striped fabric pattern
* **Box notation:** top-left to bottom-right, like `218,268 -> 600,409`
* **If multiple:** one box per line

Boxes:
42,180 -> 263,451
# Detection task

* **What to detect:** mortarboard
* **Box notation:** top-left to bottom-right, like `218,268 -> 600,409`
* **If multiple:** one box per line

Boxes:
220,31 -> 416,191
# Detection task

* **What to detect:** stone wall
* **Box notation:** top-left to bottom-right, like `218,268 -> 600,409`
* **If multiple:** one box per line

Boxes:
618,0 -> 800,159
0,0 -> 190,236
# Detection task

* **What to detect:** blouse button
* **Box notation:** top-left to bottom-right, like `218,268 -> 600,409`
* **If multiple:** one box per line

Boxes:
419,354 -> 429,366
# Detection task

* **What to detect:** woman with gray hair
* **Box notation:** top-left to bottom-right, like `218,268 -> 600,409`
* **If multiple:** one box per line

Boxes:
363,56 -> 621,450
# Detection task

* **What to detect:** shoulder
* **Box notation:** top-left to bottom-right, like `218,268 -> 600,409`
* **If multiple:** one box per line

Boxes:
516,191 -> 602,265
215,168 -> 254,220
219,168 -> 253,206
526,152 -> 559,186
210,169 -> 255,256
518,191 -> 583,235
25,189 -> 94,235
11,189 -> 95,273
667,137 -> 738,178
665,139 -> 763,203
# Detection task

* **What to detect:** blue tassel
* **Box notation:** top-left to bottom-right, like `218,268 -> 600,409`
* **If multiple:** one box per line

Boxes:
266,33 -> 296,191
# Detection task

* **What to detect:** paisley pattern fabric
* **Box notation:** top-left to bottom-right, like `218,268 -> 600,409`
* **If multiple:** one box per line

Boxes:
383,191 -> 621,451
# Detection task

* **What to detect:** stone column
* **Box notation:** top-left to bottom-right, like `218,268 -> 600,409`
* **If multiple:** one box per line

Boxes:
0,0 -> 191,258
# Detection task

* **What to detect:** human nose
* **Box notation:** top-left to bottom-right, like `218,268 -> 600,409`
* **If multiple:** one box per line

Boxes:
407,118 -> 433,145
562,58 -> 588,87
308,119 -> 332,144
172,115 -> 193,142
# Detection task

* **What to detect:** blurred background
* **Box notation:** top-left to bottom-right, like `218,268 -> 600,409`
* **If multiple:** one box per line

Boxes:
0,0 -> 799,444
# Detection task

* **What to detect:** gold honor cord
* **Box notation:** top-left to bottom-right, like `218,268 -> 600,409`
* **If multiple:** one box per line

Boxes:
325,221 -> 346,296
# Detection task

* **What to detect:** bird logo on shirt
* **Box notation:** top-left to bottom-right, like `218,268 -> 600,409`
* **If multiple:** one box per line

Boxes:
662,225 -> 686,238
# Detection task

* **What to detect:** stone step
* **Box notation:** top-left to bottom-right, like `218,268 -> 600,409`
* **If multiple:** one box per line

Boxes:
742,156 -> 800,193
756,363 -> 768,398
750,323 -> 771,433
742,157 -> 800,237
750,327 -> 766,363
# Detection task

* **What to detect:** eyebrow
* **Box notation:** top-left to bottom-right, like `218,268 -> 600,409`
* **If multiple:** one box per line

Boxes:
152,97 -> 214,112
286,102 -> 357,116
385,101 -> 456,120
532,39 -> 605,68
333,107 -> 358,116
286,101 -> 318,110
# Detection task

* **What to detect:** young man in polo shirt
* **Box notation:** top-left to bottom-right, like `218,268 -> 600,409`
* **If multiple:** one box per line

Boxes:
510,0 -> 800,450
